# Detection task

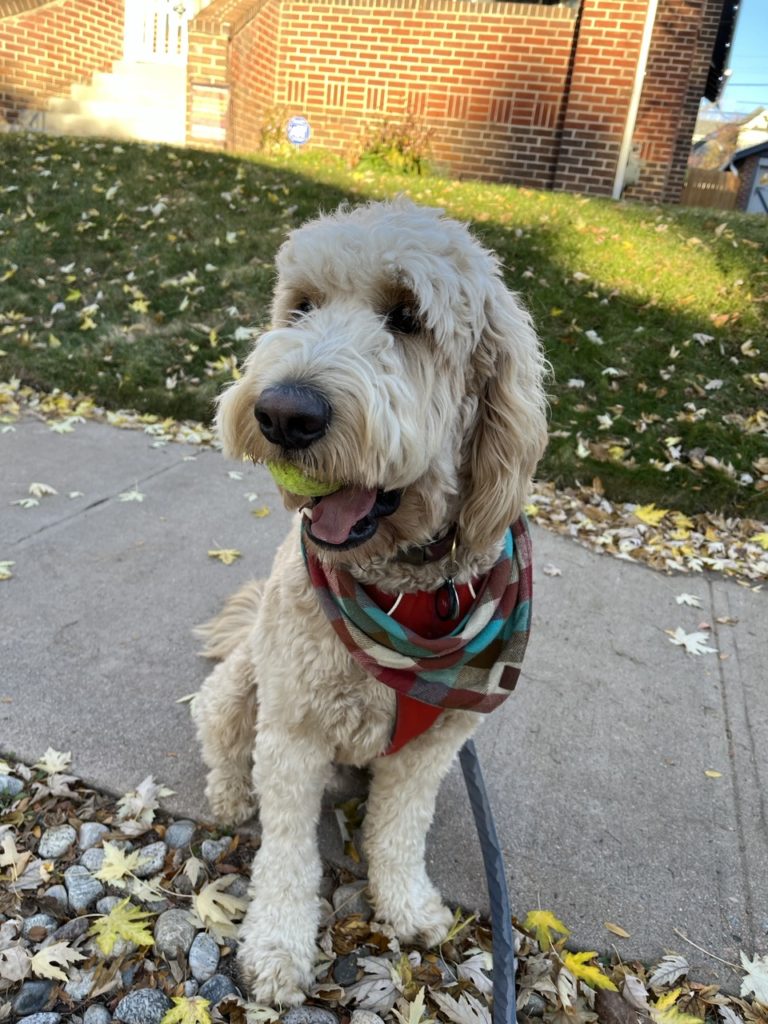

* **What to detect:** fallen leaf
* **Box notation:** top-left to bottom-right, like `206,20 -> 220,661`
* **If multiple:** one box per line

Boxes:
524,909 -> 570,951
34,748 -> 72,774
740,951 -> 768,1004
30,941 -> 85,981
562,951 -> 618,991
207,548 -> 242,565
651,988 -> 702,1024
89,898 -> 156,955
634,504 -> 669,526
665,628 -> 718,656
704,770 -> 722,779
675,594 -> 702,608
649,956 -> 690,991
118,488 -> 145,502
542,563 -> 562,577
28,482 -> 57,498
605,922 -> 631,939
160,995 -> 212,1024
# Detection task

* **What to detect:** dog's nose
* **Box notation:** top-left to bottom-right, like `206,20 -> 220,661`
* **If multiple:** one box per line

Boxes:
254,384 -> 332,449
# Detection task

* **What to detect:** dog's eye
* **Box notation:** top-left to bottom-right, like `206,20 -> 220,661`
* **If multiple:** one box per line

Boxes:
291,297 -> 314,319
386,302 -> 421,335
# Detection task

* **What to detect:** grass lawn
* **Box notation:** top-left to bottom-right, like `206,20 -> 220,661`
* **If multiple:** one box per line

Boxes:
1,132 -> 766,519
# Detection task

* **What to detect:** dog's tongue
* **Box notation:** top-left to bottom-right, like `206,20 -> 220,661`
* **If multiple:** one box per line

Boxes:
310,486 -> 378,544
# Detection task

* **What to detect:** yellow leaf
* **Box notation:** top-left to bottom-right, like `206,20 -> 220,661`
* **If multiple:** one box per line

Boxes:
88,898 -> 155,955
604,921 -> 631,938
94,842 -> 141,884
192,876 -> 248,937
207,548 -> 242,565
48,333 -> 62,348
562,951 -> 618,991
651,988 -> 703,1024
209,329 -> 218,347
524,909 -> 570,950
66,289 -> 82,302
634,503 -> 669,526
672,512 -> 694,529
251,506 -> 271,518
749,532 -> 768,550
0,560 -> 15,581
704,769 -> 722,779
524,503 -> 538,517
161,996 -> 212,1024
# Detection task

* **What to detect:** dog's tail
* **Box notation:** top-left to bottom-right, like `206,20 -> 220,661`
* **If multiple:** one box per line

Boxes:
193,579 -> 264,661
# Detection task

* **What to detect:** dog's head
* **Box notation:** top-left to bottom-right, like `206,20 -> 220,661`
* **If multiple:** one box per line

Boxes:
217,199 -> 547,565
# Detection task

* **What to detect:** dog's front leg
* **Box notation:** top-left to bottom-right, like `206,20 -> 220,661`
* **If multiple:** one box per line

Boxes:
364,715 -> 478,946
237,722 -> 333,1007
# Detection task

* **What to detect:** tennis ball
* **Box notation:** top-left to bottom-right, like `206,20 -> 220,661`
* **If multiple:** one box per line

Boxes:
266,460 -> 341,497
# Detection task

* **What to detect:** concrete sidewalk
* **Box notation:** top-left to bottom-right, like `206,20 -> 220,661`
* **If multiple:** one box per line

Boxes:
2,414 -> 766,989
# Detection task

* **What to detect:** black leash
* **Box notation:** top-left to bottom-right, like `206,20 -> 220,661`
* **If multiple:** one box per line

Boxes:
459,739 -> 516,1024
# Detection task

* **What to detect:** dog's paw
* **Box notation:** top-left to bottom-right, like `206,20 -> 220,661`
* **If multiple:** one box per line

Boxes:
237,941 -> 311,1007
380,891 -> 454,948
205,769 -> 256,826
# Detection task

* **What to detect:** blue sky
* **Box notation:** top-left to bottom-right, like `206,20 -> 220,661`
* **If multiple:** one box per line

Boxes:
719,0 -> 768,113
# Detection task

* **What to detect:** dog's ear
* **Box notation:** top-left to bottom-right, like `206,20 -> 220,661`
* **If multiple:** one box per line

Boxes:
458,275 -> 548,553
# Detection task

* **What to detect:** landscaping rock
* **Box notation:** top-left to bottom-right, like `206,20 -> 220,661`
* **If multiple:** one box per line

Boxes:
350,1012 -> 386,1024
332,952 -> 359,987
12,980 -> 55,1016
64,865 -> 104,911
200,836 -> 231,863
65,967 -> 96,1003
165,819 -> 196,849
133,840 -> 167,878
188,931 -> 219,982
96,895 -> 122,915
18,1014 -> 61,1024
84,1005 -> 112,1024
80,846 -> 106,872
21,913 -> 58,940
198,973 -> 240,1006
40,885 -> 68,916
331,881 -> 372,921
153,908 -> 197,959
38,824 -> 77,859
0,774 -> 24,797
51,916 -> 90,942
79,821 -> 109,850
282,1008 -> 339,1024
113,988 -> 172,1024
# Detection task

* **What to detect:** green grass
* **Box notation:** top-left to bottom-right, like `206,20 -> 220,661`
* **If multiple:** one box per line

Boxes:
1,133 -> 767,518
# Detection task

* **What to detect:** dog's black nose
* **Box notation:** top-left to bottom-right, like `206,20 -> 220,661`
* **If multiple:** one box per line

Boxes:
254,384 -> 332,450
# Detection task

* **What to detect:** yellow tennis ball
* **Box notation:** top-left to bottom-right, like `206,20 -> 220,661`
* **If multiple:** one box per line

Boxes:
266,460 -> 341,497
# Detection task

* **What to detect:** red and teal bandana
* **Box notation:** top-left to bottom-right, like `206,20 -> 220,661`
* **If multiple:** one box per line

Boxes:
303,517 -> 533,713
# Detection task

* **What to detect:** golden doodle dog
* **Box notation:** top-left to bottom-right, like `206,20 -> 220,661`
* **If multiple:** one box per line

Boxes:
192,198 -> 548,1005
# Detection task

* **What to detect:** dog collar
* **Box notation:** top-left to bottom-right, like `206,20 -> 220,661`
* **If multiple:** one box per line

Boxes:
396,524 -> 458,565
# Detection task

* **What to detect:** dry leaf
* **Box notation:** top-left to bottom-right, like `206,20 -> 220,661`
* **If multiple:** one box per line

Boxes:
207,548 -> 242,565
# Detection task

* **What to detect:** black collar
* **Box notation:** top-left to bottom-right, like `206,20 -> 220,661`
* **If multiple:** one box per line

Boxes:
396,524 -> 458,566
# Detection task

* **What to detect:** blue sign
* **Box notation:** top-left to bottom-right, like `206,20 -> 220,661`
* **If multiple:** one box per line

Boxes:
286,116 -> 311,146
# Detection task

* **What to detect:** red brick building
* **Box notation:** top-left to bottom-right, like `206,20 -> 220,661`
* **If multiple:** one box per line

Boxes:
1,0 -> 737,204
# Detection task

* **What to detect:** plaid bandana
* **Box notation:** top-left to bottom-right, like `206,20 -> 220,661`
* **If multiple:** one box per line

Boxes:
303,517 -> 533,712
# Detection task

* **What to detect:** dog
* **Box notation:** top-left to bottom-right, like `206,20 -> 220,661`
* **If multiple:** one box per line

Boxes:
192,198 -> 548,1006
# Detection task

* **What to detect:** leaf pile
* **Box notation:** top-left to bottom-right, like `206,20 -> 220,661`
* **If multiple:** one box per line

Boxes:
1,753 -> 768,1024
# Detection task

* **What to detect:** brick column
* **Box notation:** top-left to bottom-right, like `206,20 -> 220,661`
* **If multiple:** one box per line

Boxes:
553,0 -> 649,197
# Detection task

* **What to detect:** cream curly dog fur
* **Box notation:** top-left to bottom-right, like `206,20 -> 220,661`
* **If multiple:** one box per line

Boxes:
192,199 -> 547,1006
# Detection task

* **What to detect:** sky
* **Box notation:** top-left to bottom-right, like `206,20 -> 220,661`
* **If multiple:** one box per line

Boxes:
718,0 -> 768,114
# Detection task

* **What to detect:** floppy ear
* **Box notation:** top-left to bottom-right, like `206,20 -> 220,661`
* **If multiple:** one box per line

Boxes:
458,276 -> 548,554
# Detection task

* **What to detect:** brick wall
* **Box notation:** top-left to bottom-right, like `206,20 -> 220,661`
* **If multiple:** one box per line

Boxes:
186,0 -> 723,204
629,0 -> 726,204
0,0 -> 123,125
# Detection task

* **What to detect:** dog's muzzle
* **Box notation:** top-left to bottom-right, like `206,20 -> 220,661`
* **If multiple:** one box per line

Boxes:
254,384 -> 331,450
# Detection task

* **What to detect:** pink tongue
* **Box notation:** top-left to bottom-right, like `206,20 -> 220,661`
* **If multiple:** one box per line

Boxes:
310,487 -> 378,545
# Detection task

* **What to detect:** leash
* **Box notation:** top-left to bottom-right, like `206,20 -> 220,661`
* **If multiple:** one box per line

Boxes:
459,739 -> 517,1024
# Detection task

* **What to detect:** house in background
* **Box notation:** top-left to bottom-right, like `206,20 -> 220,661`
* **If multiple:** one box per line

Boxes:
723,141 -> 768,214
1,0 -> 740,207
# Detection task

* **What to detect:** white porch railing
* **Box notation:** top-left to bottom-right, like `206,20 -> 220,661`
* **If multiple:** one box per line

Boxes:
124,0 -> 192,65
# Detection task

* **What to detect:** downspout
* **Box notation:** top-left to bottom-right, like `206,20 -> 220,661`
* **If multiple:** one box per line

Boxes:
612,0 -> 660,200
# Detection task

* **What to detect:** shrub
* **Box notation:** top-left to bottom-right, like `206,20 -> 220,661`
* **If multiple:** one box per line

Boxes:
349,115 -> 434,175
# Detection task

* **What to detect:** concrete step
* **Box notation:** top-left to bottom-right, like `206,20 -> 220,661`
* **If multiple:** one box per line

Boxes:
48,94 -> 184,122
43,109 -> 185,145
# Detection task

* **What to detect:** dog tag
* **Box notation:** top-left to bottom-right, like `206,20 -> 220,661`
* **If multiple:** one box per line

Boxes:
435,578 -> 460,621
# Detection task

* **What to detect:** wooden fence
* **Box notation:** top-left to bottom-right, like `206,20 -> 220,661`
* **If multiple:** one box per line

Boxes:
681,168 -> 739,210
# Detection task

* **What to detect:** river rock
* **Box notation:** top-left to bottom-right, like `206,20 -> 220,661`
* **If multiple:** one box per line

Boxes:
39,824 -> 77,859
21,913 -> 58,940
40,884 -> 68,916
188,931 -> 219,982
282,1008 -> 339,1024
133,841 -> 167,878
80,847 -> 105,872
65,967 -> 96,1002
200,836 -> 231,863
64,865 -> 104,911
17,1015 -> 61,1024
153,908 -> 197,959
165,819 -> 196,849
113,988 -> 172,1024
331,881 -> 372,920
198,973 -> 240,1005
12,980 -> 54,1015
0,774 -> 23,797
332,952 -> 359,986
84,1005 -> 112,1024
79,821 -> 109,850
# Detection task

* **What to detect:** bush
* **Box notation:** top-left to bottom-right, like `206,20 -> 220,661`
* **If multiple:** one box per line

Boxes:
349,115 -> 434,174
